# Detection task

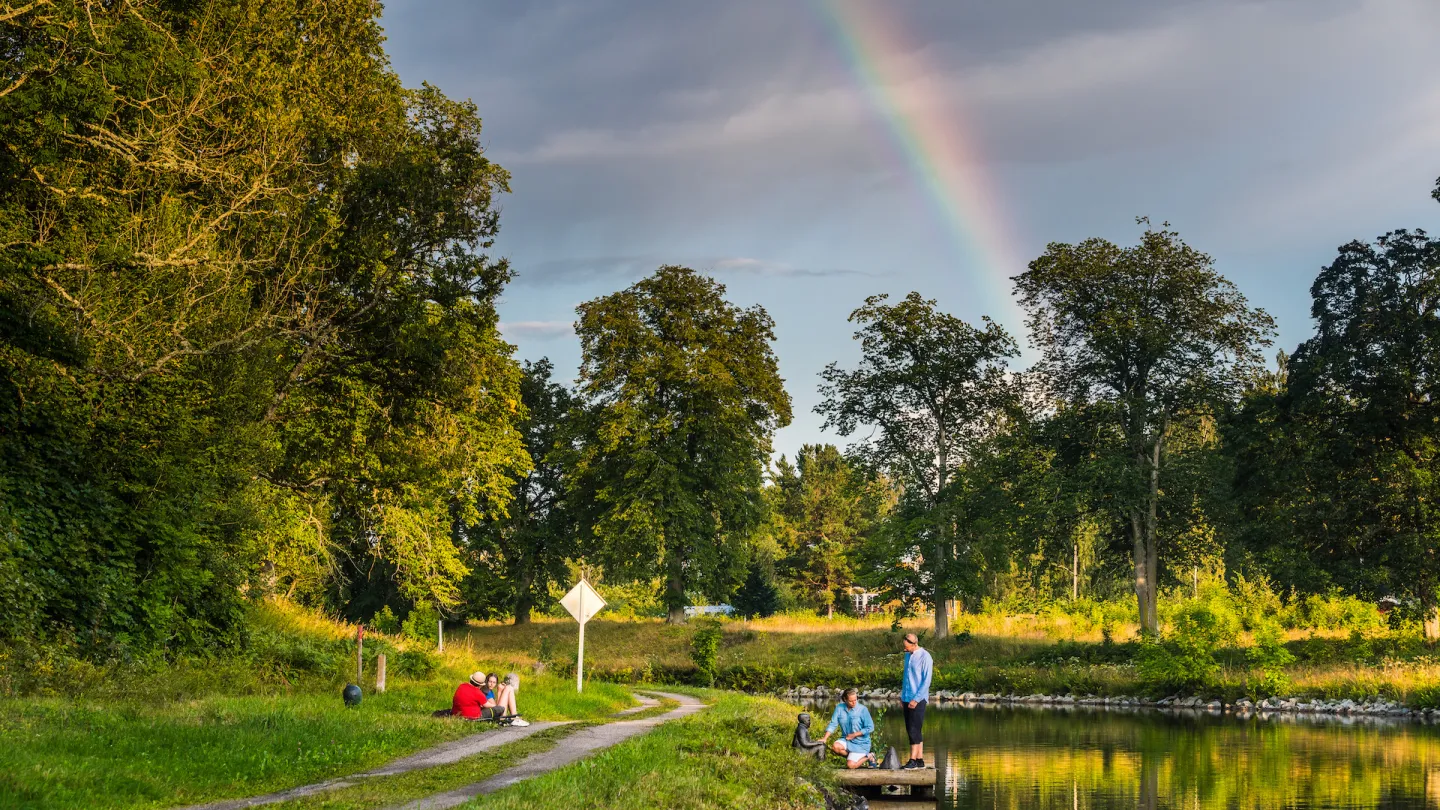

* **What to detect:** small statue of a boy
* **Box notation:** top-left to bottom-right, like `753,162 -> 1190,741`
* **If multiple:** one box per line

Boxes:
793,712 -> 827,760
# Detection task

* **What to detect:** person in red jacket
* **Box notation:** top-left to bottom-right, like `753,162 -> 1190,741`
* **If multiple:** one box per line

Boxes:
451,671 -> 490,719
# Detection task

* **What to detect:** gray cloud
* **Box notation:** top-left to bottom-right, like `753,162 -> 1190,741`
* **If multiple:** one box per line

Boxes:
383,0 -> 1440,458
511,255 -> 871,287
498,320 -> 574,340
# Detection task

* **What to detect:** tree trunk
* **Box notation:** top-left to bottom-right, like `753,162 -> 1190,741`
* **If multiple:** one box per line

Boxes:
666,555 -> 687,624
1132,512 -> 1157,637
1423,590 -> 1440,641
513,563 -> 535,626
933,414 -> 950,639
1132,424 -> 1165,638
1072,540 -> 1080,601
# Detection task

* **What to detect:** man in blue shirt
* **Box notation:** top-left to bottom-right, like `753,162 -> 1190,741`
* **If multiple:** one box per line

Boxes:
821,688 -> 876,768
900,632 -> 933,769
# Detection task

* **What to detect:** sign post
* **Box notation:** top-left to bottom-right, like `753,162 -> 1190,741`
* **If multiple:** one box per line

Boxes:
559,579 -> 606,693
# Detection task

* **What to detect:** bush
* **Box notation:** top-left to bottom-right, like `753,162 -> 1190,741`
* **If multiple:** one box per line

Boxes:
1230,573 -> 1283,631
731,562 -> 782,619
1287,591 -> 1384,632
1246,620 -> 1295,697
372,605 -> 401,635
1137,600 -> 1238,693
690,624 -> 723,687
401,604 -> 440,644
391,648 -> 440,679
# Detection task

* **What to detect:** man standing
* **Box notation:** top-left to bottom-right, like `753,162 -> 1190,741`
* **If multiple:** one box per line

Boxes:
900,632 -> 932,769
821,688 -> 877,769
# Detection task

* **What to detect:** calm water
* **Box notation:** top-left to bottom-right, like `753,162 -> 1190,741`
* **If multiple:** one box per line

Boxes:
815,702 -> 1440,809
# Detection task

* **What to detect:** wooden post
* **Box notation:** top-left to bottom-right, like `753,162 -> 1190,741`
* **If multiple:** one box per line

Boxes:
376,654 -> 387,694
438,618 -> 444,652
356,625 -> 364,684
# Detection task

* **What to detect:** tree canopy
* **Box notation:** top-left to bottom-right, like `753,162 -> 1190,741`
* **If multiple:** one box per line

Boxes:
571,266 -> 792,622
817,292 -> 1018,637
0,0 -> 523,649
1015,223 -> 1274,634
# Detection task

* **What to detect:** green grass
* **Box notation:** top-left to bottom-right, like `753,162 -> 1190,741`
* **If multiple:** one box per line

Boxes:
0,675 -> 635,810
258,695 -> 683,810
266,725 -> 576,810
0,600 -> 637,810
469,692 -> 838,810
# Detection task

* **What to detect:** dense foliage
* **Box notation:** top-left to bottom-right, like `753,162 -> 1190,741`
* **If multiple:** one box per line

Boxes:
0,0 -> 523,653
570,266 -> 792,622
3,2 -> 1440,663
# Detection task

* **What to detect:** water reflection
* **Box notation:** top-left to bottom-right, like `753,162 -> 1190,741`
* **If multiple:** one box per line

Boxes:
802,701 -> 1440,809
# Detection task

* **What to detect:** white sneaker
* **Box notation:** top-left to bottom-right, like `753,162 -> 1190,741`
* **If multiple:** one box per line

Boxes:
510,717 -> 530,727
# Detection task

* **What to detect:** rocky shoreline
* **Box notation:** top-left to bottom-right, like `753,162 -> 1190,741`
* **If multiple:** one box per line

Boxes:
781,686 -> 1437,723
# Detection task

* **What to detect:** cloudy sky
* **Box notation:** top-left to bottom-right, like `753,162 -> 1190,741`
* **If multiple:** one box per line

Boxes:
381,0 -> 1440,458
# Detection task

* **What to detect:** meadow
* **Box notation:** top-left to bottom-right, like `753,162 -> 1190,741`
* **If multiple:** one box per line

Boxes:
0,602 -> 634,810
457,591 -> 1440,706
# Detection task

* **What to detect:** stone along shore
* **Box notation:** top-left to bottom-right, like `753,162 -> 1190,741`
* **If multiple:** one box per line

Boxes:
782,686 -> 1438,722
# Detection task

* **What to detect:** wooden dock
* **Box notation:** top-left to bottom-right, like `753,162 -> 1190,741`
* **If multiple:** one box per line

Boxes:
833,766 -> 937,799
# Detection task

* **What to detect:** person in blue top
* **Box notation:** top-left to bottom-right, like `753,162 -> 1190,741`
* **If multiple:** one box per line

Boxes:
900,632 -> 933,769
821,688 -> 877,768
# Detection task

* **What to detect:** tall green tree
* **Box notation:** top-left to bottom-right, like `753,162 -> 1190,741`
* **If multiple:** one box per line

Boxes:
572,266 -> 792,623
817,292 -> 1018,638
0,0 -> 525,649
771,444 -> 871,617
460,358 -> 577,624
1284,227 -> 1440,635
1015,222 -> 1274,635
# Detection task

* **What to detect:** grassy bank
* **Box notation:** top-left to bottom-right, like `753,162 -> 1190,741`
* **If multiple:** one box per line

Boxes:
0,602 -> 634,810
473,691 -> 840,810
457,611 -> 1440,706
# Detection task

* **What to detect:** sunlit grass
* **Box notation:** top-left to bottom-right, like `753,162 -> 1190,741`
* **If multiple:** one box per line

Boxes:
0,601 -> 636,810
471,692 -> 836,810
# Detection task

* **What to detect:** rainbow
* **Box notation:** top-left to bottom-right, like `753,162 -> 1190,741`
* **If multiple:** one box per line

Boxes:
812,0 -> 1027,322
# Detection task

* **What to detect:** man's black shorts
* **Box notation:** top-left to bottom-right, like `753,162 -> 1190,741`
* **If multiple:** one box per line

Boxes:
902,699 -> 927,744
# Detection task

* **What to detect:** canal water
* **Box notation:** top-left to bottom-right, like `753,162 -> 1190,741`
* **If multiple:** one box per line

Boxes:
816,701 -> 1440,809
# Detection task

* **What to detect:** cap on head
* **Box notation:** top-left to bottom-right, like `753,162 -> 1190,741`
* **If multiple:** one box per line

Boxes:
469,671 -> 487,688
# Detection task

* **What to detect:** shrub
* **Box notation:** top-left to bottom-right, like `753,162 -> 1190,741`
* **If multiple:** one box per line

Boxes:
391,648 -> 439,679
1137,600 -> 1237,693
401,604 -> 440,644
1288,591 -> 1384,632
1230,573 -> 1283,631
372,606 -> 401,635
731,562 -> 782,619
690,624 -> 723,686
1246,620 -> 1295,697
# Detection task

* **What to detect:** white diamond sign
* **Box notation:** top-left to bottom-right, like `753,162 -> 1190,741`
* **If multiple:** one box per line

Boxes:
560,580 -> 605,625
560,580 -> 605,692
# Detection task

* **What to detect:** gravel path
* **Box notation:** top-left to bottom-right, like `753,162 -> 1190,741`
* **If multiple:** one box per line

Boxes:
174,694 -> 662,810
393,691 -> 705,810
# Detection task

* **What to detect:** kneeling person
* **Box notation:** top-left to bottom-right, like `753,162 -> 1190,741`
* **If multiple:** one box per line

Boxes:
822,688 -> 876,769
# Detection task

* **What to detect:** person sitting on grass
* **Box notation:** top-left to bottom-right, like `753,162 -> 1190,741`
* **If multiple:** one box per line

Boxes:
449,671 -> 494,720
484,672 -> 530,726
821,688 -> 877,769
